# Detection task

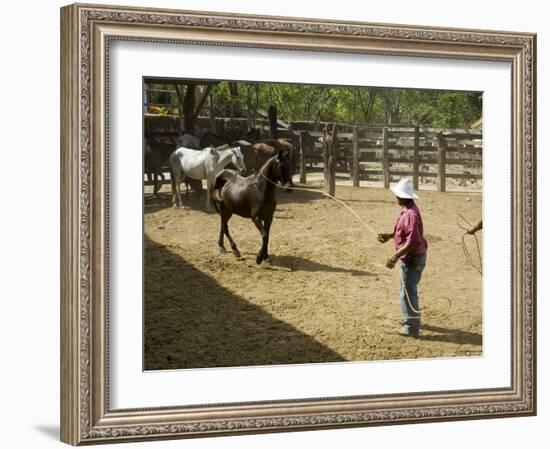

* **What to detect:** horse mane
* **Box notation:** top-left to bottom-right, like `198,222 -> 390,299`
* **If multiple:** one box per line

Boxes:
207,146 -> 220,163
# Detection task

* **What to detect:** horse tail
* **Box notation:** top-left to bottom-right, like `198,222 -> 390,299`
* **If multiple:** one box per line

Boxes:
209,171 -> 226,214
211,193 -> 221,214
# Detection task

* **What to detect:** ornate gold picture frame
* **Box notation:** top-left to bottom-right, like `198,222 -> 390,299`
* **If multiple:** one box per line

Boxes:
60,3 -> 536,445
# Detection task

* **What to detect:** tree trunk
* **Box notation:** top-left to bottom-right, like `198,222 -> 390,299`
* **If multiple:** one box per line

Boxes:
228,82 -> 241,118
183,85 -> 196,132
268,104 -> 278,139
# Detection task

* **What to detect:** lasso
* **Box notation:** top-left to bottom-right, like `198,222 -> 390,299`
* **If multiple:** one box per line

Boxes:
456,213 -> 483,275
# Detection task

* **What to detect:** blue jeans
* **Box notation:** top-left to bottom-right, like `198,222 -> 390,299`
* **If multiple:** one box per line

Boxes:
399,253 -> 427,333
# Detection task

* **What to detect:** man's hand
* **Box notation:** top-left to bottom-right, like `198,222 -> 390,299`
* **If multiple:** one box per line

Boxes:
386,254 -> 398,269
378,233 -> 392,243
467,220 -> 482,235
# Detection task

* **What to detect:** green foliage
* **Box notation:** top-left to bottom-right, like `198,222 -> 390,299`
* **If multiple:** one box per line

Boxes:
147,81 -> 482,128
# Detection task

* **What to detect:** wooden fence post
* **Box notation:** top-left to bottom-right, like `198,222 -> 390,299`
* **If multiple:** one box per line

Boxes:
299,130 -> 307,184
437,132 -> 447,192
413,125 -> 420,191
323,125 -> 329,187
382,126 -> 390,189
328,145 -> 336,197
327,125 -> 337,196
352,126 -> 360,187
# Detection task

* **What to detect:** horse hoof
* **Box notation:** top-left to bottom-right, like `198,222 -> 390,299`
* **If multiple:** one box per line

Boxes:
233,250 -> 241,258
219,247 -> 227,254
264,256 -> 272,265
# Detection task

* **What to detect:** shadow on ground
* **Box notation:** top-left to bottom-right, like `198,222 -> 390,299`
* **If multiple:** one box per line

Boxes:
144,236 -> 346,370
269,255 -> 374,276
419,324 -> 482,346
144,181 -> 329,215
144,184 -> 214,216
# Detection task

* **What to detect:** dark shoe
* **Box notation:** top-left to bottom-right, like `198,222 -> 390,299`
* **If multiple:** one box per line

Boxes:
397,326 -> 419,338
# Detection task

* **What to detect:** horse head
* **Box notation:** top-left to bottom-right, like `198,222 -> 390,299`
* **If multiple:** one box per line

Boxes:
263,150 -> 292,191
229,146 -> 246,174
276,150 -> 292,191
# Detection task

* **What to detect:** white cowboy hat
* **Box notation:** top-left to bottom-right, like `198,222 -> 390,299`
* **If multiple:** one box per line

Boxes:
390,178 -> 418,199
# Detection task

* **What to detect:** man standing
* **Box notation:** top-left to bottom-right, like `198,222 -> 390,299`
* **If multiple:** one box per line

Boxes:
378,178 -> 428,338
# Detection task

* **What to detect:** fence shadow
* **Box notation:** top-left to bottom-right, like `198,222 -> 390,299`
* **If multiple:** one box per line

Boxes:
144,236 -> 346,370
144,181 -> 325,215
144,186 -> 215,216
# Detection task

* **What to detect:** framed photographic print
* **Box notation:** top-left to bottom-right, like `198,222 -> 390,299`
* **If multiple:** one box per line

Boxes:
60,3 -> 536,445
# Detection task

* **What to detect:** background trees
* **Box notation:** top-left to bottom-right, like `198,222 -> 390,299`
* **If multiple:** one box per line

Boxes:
145,81 -> 482,128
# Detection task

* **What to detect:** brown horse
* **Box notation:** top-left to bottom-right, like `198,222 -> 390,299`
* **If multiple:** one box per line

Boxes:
210,151 -> 291,264
234,139 -> 294,187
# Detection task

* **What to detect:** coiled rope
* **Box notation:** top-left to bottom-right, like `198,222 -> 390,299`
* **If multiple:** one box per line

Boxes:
456,213 -> 483,275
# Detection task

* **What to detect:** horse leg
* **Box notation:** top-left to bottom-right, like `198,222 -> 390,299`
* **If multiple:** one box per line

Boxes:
252,216 -> 268,264
205,179 -> 213,211
154,171 -> 164,196
222,210 -> 240,258
153,171 -> 159,196
173,172 -> 183,208
262,215 -> 273,263
218,212 -> 227,254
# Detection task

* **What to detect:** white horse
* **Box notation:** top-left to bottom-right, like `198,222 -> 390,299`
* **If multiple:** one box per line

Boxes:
170,145 -> 246,209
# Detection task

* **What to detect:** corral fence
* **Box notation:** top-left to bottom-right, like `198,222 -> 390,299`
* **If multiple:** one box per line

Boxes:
144,115 -> 482,193
293,124 -> 482,193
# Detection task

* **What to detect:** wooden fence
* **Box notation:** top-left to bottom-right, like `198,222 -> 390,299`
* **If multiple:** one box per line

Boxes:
144,115 -> 482,192
293,124 -> 482,192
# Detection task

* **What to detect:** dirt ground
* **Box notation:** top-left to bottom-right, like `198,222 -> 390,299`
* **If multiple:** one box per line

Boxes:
143,180 -> 482,371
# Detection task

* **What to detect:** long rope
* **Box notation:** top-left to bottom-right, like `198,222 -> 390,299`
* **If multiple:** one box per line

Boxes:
260,173 -> 377,236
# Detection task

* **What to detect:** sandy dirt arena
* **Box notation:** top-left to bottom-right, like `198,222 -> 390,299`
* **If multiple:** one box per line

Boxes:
144,181 -> 482,370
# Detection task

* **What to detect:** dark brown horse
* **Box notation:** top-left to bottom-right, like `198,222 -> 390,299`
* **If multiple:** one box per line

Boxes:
210,151 -> 291,264
144,140 -> 175,195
